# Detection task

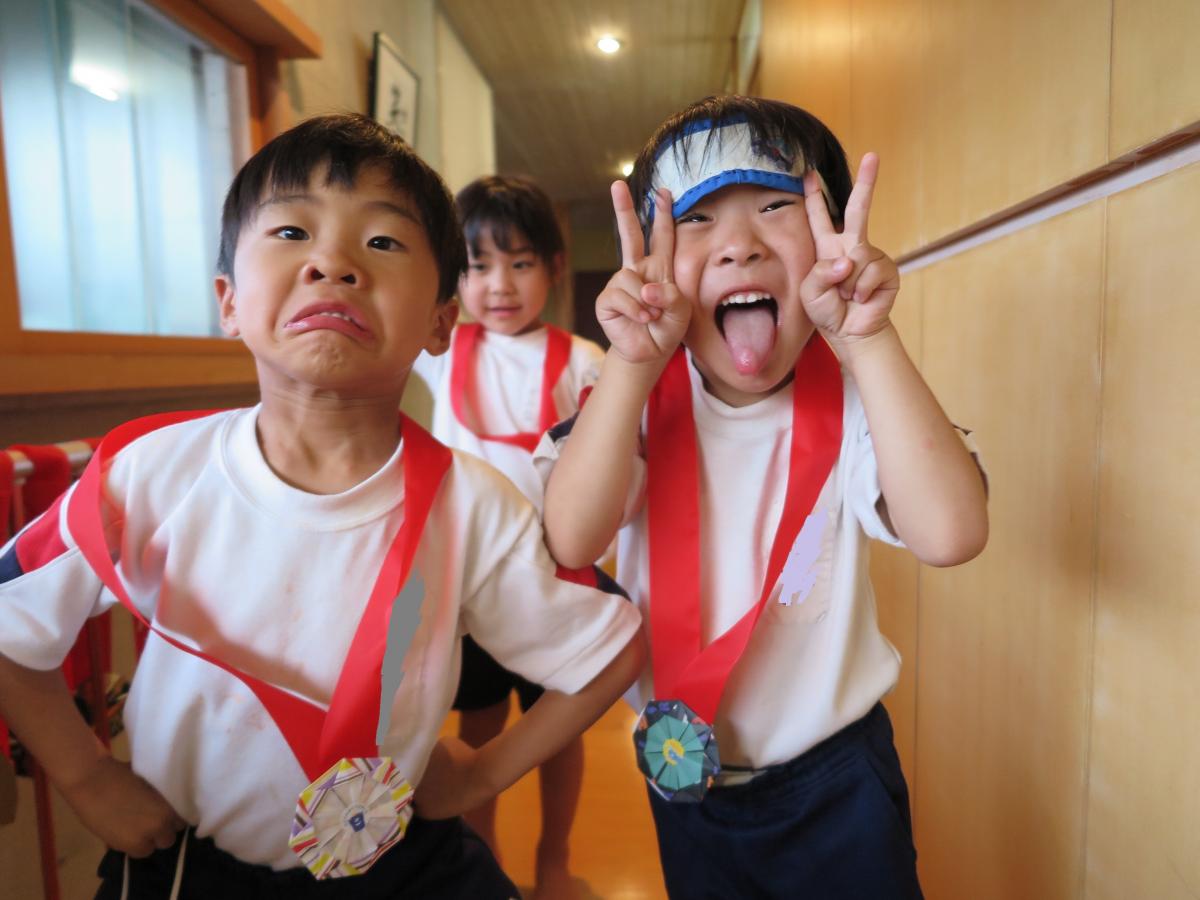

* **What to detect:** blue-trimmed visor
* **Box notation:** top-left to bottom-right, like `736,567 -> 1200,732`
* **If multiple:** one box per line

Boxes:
643,119 -> 837,224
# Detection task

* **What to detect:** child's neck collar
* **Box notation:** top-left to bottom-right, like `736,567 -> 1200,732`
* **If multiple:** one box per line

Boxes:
255,389 -> 403,496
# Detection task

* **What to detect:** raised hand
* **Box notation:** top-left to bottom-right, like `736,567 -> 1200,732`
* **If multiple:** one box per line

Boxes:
596,181 -> 691,365
60,755 -> 185,857
799,153 -> 900,344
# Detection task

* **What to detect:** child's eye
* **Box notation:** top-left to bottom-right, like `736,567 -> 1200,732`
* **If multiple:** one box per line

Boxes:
675,212 -> 708,225
513,259 -> 535,270
762,199 -> 796,213
274,226 -> 308,241
368,235 -> 404,251
468,263 -> 487,272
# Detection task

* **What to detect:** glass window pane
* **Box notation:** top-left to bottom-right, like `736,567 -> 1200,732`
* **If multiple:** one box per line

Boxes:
0,0 -> 249,337
0,1 -> 74,330
61,0 -> 148,334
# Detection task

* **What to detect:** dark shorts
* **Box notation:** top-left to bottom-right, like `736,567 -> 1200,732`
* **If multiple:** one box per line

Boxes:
452,634 -> 544,713
452,566 -> 629,715
95,816 -> 518,900
646,703 -> 924,900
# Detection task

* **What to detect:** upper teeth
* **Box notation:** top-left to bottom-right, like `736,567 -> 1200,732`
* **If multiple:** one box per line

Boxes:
322,311 -> 353,321
720,291 -> 771,306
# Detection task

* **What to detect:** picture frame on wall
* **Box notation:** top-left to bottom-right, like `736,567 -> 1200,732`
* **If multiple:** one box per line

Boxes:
370,32 -> 419,146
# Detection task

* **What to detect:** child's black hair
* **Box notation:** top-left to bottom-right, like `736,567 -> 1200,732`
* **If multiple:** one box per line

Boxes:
455,175 -> 564,271
627,95 -> 853,240
217,113 -> 466,303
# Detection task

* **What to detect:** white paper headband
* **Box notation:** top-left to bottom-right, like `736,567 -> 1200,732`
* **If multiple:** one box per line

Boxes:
644,119 -> 838,223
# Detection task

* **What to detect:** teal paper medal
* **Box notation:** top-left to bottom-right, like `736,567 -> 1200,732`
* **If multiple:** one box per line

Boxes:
638,339 -> 843,803
634,698 -> 720,802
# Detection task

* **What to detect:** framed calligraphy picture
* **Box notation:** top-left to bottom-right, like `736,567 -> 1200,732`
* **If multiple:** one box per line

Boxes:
370,33 -> 419,146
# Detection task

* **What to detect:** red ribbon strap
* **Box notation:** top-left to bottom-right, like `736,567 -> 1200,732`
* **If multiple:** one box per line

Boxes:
450,323 -> 572,453
645,337 -> 844,723
66,410 -> 451,780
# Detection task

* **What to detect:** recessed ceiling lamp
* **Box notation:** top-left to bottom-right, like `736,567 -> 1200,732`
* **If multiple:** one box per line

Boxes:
620,161 -> 634,177
597,35 -> 621,54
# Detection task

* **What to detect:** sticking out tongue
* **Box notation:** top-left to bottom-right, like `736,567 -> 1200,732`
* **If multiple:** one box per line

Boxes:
722,306 -> 777,375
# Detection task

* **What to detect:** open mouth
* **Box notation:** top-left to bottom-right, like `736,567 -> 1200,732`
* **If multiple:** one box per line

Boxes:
715,291 -> 778,334
716,291 -> 779,376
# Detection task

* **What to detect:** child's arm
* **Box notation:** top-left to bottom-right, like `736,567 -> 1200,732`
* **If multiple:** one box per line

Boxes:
802,154 -> 989,566
543,184 -> 691,568
0,654 -> 185,856
415,630 -> 646,818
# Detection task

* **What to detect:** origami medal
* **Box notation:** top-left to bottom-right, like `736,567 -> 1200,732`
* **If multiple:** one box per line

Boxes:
633,698 -> 721,803
289,757 -> 414,879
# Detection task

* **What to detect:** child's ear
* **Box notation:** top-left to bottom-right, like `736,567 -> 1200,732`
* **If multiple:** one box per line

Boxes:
215,275 -> 240,337
551,252 -> 565,282
424,300 -> 459,356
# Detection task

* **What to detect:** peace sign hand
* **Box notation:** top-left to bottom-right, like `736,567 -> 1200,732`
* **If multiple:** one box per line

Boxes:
596,182 -> 691,366
799,153 -> 900,345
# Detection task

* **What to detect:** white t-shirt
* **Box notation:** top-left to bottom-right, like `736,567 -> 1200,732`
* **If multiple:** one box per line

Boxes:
0,408 -> 640,869
536,351 -> 923,769
411,325 -> 603,509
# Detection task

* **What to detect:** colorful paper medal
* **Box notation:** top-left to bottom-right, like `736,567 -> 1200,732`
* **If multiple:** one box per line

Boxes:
67,411 -> 451,878
289,757 -> 414,879
634,699 -> 720,803
637,337 -> 843,802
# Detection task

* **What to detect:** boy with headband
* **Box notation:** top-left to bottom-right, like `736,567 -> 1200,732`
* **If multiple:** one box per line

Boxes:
0,114 -> 643,899
539,95 -> 988,897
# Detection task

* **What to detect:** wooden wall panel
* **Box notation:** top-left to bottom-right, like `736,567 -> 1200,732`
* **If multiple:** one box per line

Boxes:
1084,162 -> 1200,900
872,269 -> 924,791
914,204 -> 1104,900
1110,0 -> 1200,157
922,0 -> 1109,242
846,0 -> 927,256
758,0 -> 852,143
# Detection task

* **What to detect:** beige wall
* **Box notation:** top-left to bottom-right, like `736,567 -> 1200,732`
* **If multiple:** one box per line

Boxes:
435,12 -> 495,193
760,1 -> 1200,898
278,0 -> 496,186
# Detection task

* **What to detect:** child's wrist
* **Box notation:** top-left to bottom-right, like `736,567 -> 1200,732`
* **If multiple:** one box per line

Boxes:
827,321 -> 899,369
56,741 -> 113,797
603,350 -> 671,392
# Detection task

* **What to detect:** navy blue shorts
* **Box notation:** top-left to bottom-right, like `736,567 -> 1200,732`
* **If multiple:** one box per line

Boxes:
452,634 -> 543,713
453,566 -> 629,714
646,703 -> 923,899
95,816 -> 517,899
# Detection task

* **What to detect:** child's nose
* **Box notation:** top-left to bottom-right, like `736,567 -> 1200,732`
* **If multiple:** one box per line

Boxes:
302,259 -> 360,286
714,218 -> 767,266
717,235 -> 765,266
489,269 -> 515,293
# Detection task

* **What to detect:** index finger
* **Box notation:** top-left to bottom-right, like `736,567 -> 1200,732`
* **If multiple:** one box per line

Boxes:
842,152 -> 879,245
646,188 -> 676,282
804,170 -> 838,251
611,180 -> 645,271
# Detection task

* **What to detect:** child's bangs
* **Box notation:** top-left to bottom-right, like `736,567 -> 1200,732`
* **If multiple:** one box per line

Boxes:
464,216 -> 532,259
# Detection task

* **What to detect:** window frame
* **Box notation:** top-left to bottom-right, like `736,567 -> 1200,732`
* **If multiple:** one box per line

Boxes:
0,0 -> 320,394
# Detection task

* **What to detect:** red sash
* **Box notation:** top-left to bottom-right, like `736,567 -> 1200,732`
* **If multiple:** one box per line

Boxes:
645,336 -> 843,723
449,323 -> 572,453
65,410 -> 451,780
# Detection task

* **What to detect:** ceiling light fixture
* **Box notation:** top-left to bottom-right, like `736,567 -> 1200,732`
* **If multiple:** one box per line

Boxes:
597,35 -> 621,54
620,161 -> 634,177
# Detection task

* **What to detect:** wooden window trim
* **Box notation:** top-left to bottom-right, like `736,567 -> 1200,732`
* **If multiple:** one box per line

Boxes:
0,0 -> 321,396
